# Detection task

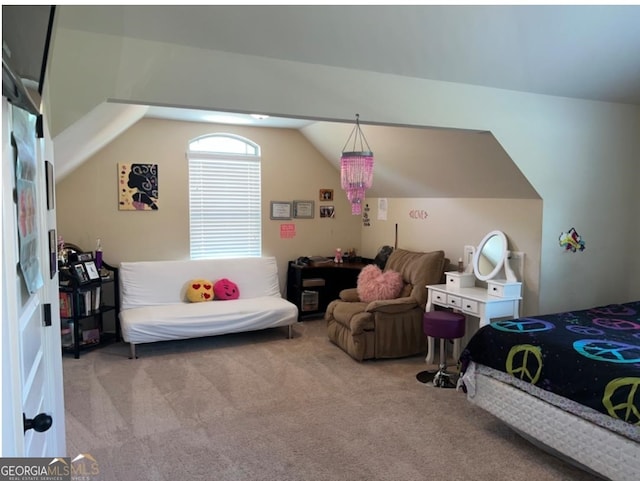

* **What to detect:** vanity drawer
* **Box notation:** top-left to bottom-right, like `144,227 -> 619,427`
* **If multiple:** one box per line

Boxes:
431,291 -> 447,305
446,294 -> 462,308
445,272 -> 475,290
487,280 -> 522,298
462,299 -> 479,314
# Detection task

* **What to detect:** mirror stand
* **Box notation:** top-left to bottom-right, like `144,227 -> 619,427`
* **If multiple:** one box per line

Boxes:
504,250 -> 518,283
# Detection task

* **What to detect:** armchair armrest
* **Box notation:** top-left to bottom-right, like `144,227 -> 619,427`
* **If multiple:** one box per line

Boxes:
365,296 -> 418,314
339,288 -> 360,302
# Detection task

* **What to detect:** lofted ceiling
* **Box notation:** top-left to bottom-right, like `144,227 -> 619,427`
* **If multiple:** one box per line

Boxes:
47,5 -> 640,193
56,4 -> 640,105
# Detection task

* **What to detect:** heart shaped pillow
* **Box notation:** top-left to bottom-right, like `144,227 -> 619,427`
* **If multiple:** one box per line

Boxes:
357,265 -> 404,303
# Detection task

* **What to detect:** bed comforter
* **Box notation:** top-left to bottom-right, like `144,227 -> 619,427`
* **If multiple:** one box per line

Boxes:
460,300 -> 640,427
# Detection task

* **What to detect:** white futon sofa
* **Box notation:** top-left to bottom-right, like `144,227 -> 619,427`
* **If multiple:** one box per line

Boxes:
119,256 -> 298,358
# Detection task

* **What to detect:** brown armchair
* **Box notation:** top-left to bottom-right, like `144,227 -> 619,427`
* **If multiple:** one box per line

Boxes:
325,249 -> 446,361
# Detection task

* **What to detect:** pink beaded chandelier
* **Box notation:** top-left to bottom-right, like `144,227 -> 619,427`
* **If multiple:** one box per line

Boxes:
341,114 -> 374,215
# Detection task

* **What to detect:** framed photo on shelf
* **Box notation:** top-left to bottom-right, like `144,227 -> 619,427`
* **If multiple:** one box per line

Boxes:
77,252 -> 93,262
270,201 -> 292,220
84,260 -> 100,280
319,189 -> 333,201
293,200 -> 315,219
71,262 -> 90,284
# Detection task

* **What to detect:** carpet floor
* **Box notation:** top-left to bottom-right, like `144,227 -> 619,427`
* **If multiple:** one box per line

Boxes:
63,320 -> 598,481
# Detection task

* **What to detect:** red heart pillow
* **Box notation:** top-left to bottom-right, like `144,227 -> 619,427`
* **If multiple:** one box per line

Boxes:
356,265 -> 404,303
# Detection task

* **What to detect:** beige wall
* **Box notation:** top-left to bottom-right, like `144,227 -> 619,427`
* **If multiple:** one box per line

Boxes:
57,117 -> 542,313
48,28 -> 640,314
55,118 -> 361,291
360,197 -> 542,315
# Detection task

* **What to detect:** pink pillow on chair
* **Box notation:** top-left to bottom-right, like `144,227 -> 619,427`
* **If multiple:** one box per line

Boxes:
357,264 -> 404,303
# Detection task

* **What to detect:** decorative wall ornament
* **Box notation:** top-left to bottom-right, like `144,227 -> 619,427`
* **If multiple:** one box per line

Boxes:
559,227 -> 585,252
118,163 -> 159,211
341,114 -> 374,215
409,209 -> 429,220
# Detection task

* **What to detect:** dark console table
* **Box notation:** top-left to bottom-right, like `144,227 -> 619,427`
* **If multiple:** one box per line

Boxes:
287,259 -> 371,320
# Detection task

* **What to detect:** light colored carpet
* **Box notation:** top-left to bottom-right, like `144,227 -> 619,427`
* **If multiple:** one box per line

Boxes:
63,320 -> 597,481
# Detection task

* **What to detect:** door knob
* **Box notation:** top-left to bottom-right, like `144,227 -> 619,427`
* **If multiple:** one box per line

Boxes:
23,413 -> 53,433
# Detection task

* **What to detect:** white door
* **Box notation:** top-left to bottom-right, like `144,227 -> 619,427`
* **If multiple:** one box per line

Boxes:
2,98 -> 66,457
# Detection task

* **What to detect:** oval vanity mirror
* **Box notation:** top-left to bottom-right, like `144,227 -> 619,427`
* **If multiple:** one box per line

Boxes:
473,230 -> 508,281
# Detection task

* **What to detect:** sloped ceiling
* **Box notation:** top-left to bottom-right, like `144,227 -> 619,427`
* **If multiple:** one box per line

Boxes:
302,122 -> 537,199
48,5 -> 640,194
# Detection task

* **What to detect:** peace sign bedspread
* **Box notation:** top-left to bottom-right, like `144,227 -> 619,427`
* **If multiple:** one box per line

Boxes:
460,301 -> 640,427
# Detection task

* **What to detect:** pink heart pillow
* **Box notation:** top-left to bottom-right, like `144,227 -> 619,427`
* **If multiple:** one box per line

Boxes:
357,265 -> 404,303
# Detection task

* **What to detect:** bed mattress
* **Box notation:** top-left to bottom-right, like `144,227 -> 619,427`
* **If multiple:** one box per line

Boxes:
464,364 -> 640,481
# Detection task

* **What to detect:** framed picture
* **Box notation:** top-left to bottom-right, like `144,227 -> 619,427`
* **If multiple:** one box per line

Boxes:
293,200 -> 315,219
45,160 -> 55,210
48,229 -> 57,279
320,205 -> 335,218
319,189 -> 333,201
77,252 -> 93,262
270,201 -> 292,220
84,260 -> 100,280
71,262 -> 90,284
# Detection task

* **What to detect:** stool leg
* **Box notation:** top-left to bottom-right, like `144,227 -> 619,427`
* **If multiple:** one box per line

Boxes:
425,336 -> 436,365
453,338 -> 461,364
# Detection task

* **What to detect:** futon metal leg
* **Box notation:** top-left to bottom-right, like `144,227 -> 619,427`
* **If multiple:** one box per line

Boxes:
288,324 -> 293,339
129,343 -> 137,359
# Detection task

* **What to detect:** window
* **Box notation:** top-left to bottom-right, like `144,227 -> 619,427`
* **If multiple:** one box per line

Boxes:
188,134 -> 261,259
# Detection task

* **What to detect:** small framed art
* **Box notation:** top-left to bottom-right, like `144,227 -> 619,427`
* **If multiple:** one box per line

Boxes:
320,205 -> 335,218
84,260 -> 100,280
270,201 -> 292,220
71,262 -> 90,284
77,252 -> 93,262
319,189 -> 333,201
293,200 -> 315,219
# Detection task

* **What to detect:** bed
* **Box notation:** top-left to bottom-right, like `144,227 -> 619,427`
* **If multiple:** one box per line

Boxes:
459,300 -> 640,481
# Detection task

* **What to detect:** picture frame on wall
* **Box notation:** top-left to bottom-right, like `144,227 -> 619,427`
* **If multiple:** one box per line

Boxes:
320,205 -> 335,218
293,200 -> 315,219
270,201 -> 292,220
319,189 -> 333,201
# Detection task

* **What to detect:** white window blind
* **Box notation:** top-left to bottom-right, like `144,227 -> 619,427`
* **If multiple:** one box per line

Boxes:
188,134 -> 261,259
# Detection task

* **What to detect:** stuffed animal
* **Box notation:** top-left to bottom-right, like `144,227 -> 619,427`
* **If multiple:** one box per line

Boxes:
186,279 -> 214,302
334,248 -> 343,263
214,278 -> 239,300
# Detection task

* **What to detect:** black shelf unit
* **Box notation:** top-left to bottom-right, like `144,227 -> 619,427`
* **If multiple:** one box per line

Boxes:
59,261 -> 119,359
286,259 -> 370,320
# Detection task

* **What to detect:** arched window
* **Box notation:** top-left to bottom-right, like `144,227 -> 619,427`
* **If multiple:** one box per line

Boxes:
188,134 -> 261,259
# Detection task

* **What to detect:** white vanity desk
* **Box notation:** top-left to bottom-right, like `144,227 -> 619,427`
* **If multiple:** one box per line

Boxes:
426,279 -> 521,329
424,230 -> 523,365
